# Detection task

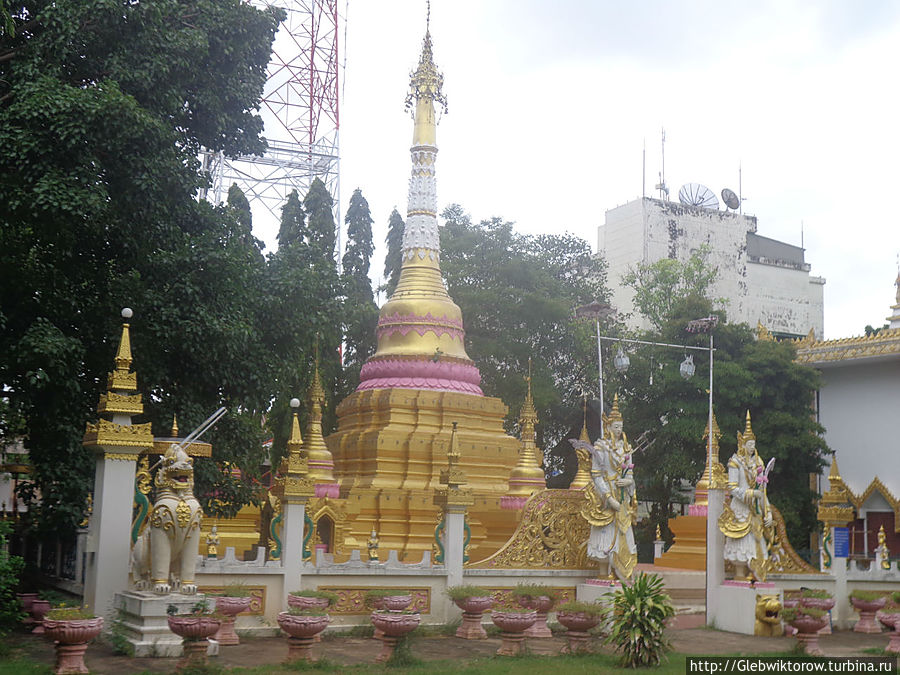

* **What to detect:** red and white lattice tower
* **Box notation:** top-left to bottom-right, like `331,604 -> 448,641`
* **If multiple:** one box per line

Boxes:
204,0 -> 341,254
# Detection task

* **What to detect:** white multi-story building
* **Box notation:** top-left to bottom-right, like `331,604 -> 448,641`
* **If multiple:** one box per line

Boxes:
598,197 -> 826,338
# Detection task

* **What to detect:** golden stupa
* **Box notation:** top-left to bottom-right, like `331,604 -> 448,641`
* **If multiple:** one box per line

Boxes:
324,21 -> 539,561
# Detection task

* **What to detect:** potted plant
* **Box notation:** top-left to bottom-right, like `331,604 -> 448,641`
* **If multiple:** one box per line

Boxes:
364,588 -> 411,611
277,607 -> 331,663
782,607 -> 828,656
288,588 -> 339,611
446,585 -> 492,639
213,582 -> 253,646
556,600 -> 604,654
849,589 -> 887,633
42,606 -> 103,675
30,592 -> 52,634
370,609 -> 421,663
490,599 -> 536,656
604,572 -> 675,667
880,591 -> 900,654
512,583 -> 558,638
166,600 -> 222,670
798,588 -> 833,635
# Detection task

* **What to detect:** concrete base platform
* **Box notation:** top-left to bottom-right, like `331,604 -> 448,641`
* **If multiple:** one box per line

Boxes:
115,590 -> 210,657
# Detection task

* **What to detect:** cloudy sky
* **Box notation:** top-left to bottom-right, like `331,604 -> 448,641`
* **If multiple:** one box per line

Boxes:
255,0 -> 900,341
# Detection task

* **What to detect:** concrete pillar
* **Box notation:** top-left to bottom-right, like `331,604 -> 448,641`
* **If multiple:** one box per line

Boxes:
705,488 -> 725,626
442,507 -> 466,589
832,537 -> 849,629
83,452 -> 140,619
281,501 -> 307,603
74,529 -> 87,587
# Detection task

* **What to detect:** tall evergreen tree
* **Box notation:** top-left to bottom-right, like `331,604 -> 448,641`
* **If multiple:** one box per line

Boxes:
383,208 -> 405,298
303,177 -> 336,263
277,189 -> 305,251
341,189 -> 378,390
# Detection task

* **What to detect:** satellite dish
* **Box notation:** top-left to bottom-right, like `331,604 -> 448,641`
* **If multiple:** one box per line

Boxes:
721,188 -> 740,210
678,183 -> 719,210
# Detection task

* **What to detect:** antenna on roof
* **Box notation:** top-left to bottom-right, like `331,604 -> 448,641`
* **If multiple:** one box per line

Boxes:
654,128 -> 668,200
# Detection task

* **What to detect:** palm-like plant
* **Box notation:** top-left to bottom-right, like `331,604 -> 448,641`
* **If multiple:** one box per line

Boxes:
605,572 -> 675,667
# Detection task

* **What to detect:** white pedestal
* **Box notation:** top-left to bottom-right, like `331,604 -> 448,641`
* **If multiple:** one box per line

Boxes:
711,582 -> 782,635
115,591 -> 207,657
577,579 -> 621,604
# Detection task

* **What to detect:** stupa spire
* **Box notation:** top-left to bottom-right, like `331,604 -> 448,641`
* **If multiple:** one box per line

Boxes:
504,361 -> 546,502
356,8 -> 482,396
304,344 -> 337,487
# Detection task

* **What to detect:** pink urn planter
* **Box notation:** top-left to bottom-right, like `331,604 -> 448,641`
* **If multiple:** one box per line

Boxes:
800,597 -> 834,635
17,592 -> 38,625
167,615 -> 222,671
288,595 -> 331,611
42,617 -> 103,675
851,596 -> 887,634
877,612 -> 900,653
519,595 -> 555,638
381,594 -> 412,611
30,598 -> 51,634
277,612 -> 331,663
453,596 -> 493,640
370,611 -> 420,663
213,596 -> 253,646
557,611 -> 601,654
790,615 -> 829,656
491,610 -> 537,656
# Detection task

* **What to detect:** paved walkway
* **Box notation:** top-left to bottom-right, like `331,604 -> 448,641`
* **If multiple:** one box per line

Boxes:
8,626 -> 894,674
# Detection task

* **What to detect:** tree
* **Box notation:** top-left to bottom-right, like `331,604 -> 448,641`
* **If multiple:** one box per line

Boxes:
303,177 -> 337,264
382,208 -> 405,298
617,289 -> 827,553
438,206 -> 610,478
277,190 -> 306,251
622,246 -> 722,330
341,189 -> 378,391
0,0 -> 283,534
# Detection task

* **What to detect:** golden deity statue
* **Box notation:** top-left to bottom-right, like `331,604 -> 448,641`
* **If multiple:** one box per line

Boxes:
581,395 -> 638,582
206,524 -> 220,559
718,412 -> 775,582
367,529 -> 379,563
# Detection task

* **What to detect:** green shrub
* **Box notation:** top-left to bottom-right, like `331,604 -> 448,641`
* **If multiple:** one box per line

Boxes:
511,583 -> 558,600
445,585 -> 490,601
604,572 -> 675,667
782,606 -> 826,624
556,600 -> 605,616
800,588 -> 831,599
221,582 -> 251,598
850,590 -> 886,603
0,522 -> 25,636
45,607 -> 95,621
286,608 -> 327,617
288,589 -> 339,606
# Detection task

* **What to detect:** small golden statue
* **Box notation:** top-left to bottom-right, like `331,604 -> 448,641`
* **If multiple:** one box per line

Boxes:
877,525 -> 890,570
367,528 -> 379,563
206,524 -> 220,559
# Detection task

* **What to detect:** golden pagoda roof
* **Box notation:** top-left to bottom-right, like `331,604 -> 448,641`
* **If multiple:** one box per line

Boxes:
794,327 -> 900,364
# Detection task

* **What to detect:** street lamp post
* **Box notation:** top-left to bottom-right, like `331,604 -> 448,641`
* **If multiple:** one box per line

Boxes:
575,301 -> 616,436
686,316 -> 719,507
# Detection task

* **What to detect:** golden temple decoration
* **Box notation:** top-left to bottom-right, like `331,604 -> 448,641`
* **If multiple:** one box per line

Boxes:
877,525 -> 891,569
97,392 -> 143,415
655,524 -> 662,540
84,309 -> 154,454
481,586 -> 576,610
306,497 -> 351,555
817,458 -> 857,527
135,456 -> 152,495
79,493 -> 93,528
85,419 -> 154,448
367,529 -> 379,562
795,326 -> 900,364
317,587 -> 431,615
767,505 -> 823,575
304,348 -> 336,484
756,321 -> 775,342
506,361 -> 546,497
569,397 -> 592,489
695,411 -> 723,503
467,489 -> 594,569
434,422 -> 474,510
405,6 -> 447,115
206,524 -> 219,559
278,400 -> 315,502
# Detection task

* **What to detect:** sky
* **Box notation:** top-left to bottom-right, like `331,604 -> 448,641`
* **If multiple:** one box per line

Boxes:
255,0 -> 900,341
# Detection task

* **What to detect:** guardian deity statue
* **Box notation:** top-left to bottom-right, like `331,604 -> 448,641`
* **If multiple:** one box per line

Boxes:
718,411 -> 775,582
580,395 -> 638,581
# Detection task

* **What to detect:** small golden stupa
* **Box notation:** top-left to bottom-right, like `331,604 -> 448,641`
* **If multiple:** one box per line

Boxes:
324,18 -> 526,561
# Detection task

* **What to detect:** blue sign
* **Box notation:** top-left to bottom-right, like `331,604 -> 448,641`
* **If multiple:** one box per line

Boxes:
833,527 -> 849,558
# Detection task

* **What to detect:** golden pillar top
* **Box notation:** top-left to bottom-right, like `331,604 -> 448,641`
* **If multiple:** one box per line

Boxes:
357,22 -> 481,396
